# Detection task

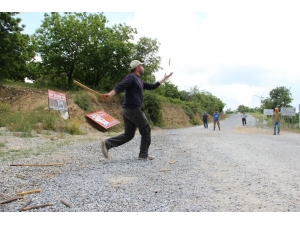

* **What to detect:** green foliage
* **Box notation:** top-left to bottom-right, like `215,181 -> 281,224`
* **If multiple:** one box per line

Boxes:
65,120 -> 83,135
74,92 -> 92,111
131,37 -> 162,83
0,12 -> 37,82
0,101 -> 10,112
156,82 -> 181,99
9,117 -> 33,137
33,12 -> 139,89
261,86 -> 293,110
42,111 -> 57,130
143,91 -> 163,126
0,107 -> 66,136
182,101 -> 202,124
225,108 -> 235,114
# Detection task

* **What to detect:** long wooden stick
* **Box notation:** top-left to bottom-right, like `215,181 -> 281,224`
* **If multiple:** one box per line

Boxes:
20,203 -> 53,211
10,163 -> 64,166
73,80 -> 104,97
0,197 -> 23,205
17,189 -> 41,196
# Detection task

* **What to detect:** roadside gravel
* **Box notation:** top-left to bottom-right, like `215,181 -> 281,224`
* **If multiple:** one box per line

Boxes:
1,114 -> 300,212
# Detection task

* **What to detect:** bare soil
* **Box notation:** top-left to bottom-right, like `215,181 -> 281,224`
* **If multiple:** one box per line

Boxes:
0,84 -> 196,135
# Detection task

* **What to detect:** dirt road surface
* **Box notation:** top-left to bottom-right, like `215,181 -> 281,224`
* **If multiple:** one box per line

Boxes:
1,114 -> 300,213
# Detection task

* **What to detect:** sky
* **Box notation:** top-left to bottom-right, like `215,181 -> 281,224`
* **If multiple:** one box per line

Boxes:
3,1 -> 300,112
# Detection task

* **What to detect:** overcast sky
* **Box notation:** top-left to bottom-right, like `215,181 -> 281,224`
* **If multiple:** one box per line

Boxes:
5,1 -> 300,111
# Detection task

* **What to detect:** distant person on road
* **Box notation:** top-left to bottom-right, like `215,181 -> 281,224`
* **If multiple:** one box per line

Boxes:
272,107 -> 282,135
213,110 -> 220,131
241,112 -> 247,126
202,112 -> 208,129
101,60 -> 173,160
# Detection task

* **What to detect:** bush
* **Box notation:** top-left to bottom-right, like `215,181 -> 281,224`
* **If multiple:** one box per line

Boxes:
74,92 -> 92,111
143,91 -> 163,126
65,120 -> 83,135
0,101 -> 10,112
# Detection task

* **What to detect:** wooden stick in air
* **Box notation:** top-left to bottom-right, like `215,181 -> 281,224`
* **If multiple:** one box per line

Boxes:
73,80 -> 104,97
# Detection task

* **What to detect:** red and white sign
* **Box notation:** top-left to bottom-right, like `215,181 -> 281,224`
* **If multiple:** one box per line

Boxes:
86,110 -> 120,129
48,89 -> 68,111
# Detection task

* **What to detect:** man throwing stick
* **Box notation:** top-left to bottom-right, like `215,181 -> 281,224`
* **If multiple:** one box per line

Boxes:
101,60 -> 173,160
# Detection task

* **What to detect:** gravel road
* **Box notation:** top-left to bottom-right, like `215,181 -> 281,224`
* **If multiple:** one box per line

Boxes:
1,114 -> 300,212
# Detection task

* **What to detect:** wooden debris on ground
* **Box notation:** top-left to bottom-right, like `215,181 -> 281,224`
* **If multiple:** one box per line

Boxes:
0,197 -> 23,205
61,199 -> 72,208
10,163 -> 64,166
20,203 -> 53,211
17,189 -> 41,196
160,168 -> 172,172
16,174 -> 25,179
169,161 -> 177,164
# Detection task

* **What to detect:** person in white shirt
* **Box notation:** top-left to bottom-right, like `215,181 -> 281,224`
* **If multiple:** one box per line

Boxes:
241,112 -> 247,126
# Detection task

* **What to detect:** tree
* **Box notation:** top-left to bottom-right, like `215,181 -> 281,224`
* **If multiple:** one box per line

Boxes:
131,37 -> 162,83
237,105 -> 250,113
0,12 -> 36,81
33,12 -> 109,89
83,23 -> 137,90
261,86 -> 293,110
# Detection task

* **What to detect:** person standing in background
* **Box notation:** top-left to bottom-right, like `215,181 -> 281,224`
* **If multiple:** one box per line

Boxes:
213,110 -> 220,131
202,112 -> 208,129
272,107 -> 282,135
241,112 -> 247,126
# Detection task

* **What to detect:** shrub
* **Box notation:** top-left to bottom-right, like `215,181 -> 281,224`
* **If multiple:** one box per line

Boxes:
143,91 -> 163,126
74,92 -> 91,111
65,120 -> 83,135
0,102 -> 10,112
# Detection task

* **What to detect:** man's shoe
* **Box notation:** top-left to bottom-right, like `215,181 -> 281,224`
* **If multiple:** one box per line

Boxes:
273,133 -> 276,135
101,140 -> 109,159
138,156 -> 154,160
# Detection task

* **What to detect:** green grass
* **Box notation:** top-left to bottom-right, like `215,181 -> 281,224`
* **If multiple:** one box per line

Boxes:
0,138 -> 73,161
250,112 -> 300,133
74,92 -> 92,111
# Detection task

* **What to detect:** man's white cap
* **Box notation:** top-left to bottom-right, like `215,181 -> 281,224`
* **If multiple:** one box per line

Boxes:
130,60 -> 143,70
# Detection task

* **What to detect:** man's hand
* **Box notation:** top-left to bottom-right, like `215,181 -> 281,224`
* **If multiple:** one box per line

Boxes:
102,94 -> 111,101
164,72 -> 173,79
102,90 -> 116,101
159,72 -> 173,84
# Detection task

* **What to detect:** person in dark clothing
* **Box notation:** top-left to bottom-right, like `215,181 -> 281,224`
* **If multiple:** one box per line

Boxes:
101,60 -> 173,160
241,112 -> 247,126
202,112 -> 208,129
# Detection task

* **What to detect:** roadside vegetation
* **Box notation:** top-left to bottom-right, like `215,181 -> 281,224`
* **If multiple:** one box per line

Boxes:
0,12 -> 227,138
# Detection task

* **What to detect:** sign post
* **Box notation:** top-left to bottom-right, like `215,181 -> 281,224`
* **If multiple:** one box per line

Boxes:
48,89 -> 70,119
281,107 -> 296,128
263,109 -> 274,126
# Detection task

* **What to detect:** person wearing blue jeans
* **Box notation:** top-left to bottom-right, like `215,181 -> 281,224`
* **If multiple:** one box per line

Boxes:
213,110 -> 220,131
101,60 -> 173,160
272,108 -> 282,135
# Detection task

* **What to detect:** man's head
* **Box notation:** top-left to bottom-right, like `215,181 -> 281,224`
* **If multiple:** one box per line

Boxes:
130,60 -> 144,75
275,108 -> 279,112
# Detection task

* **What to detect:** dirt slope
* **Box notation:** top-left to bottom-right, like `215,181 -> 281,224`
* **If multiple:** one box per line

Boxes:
0,85 -> 195,133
